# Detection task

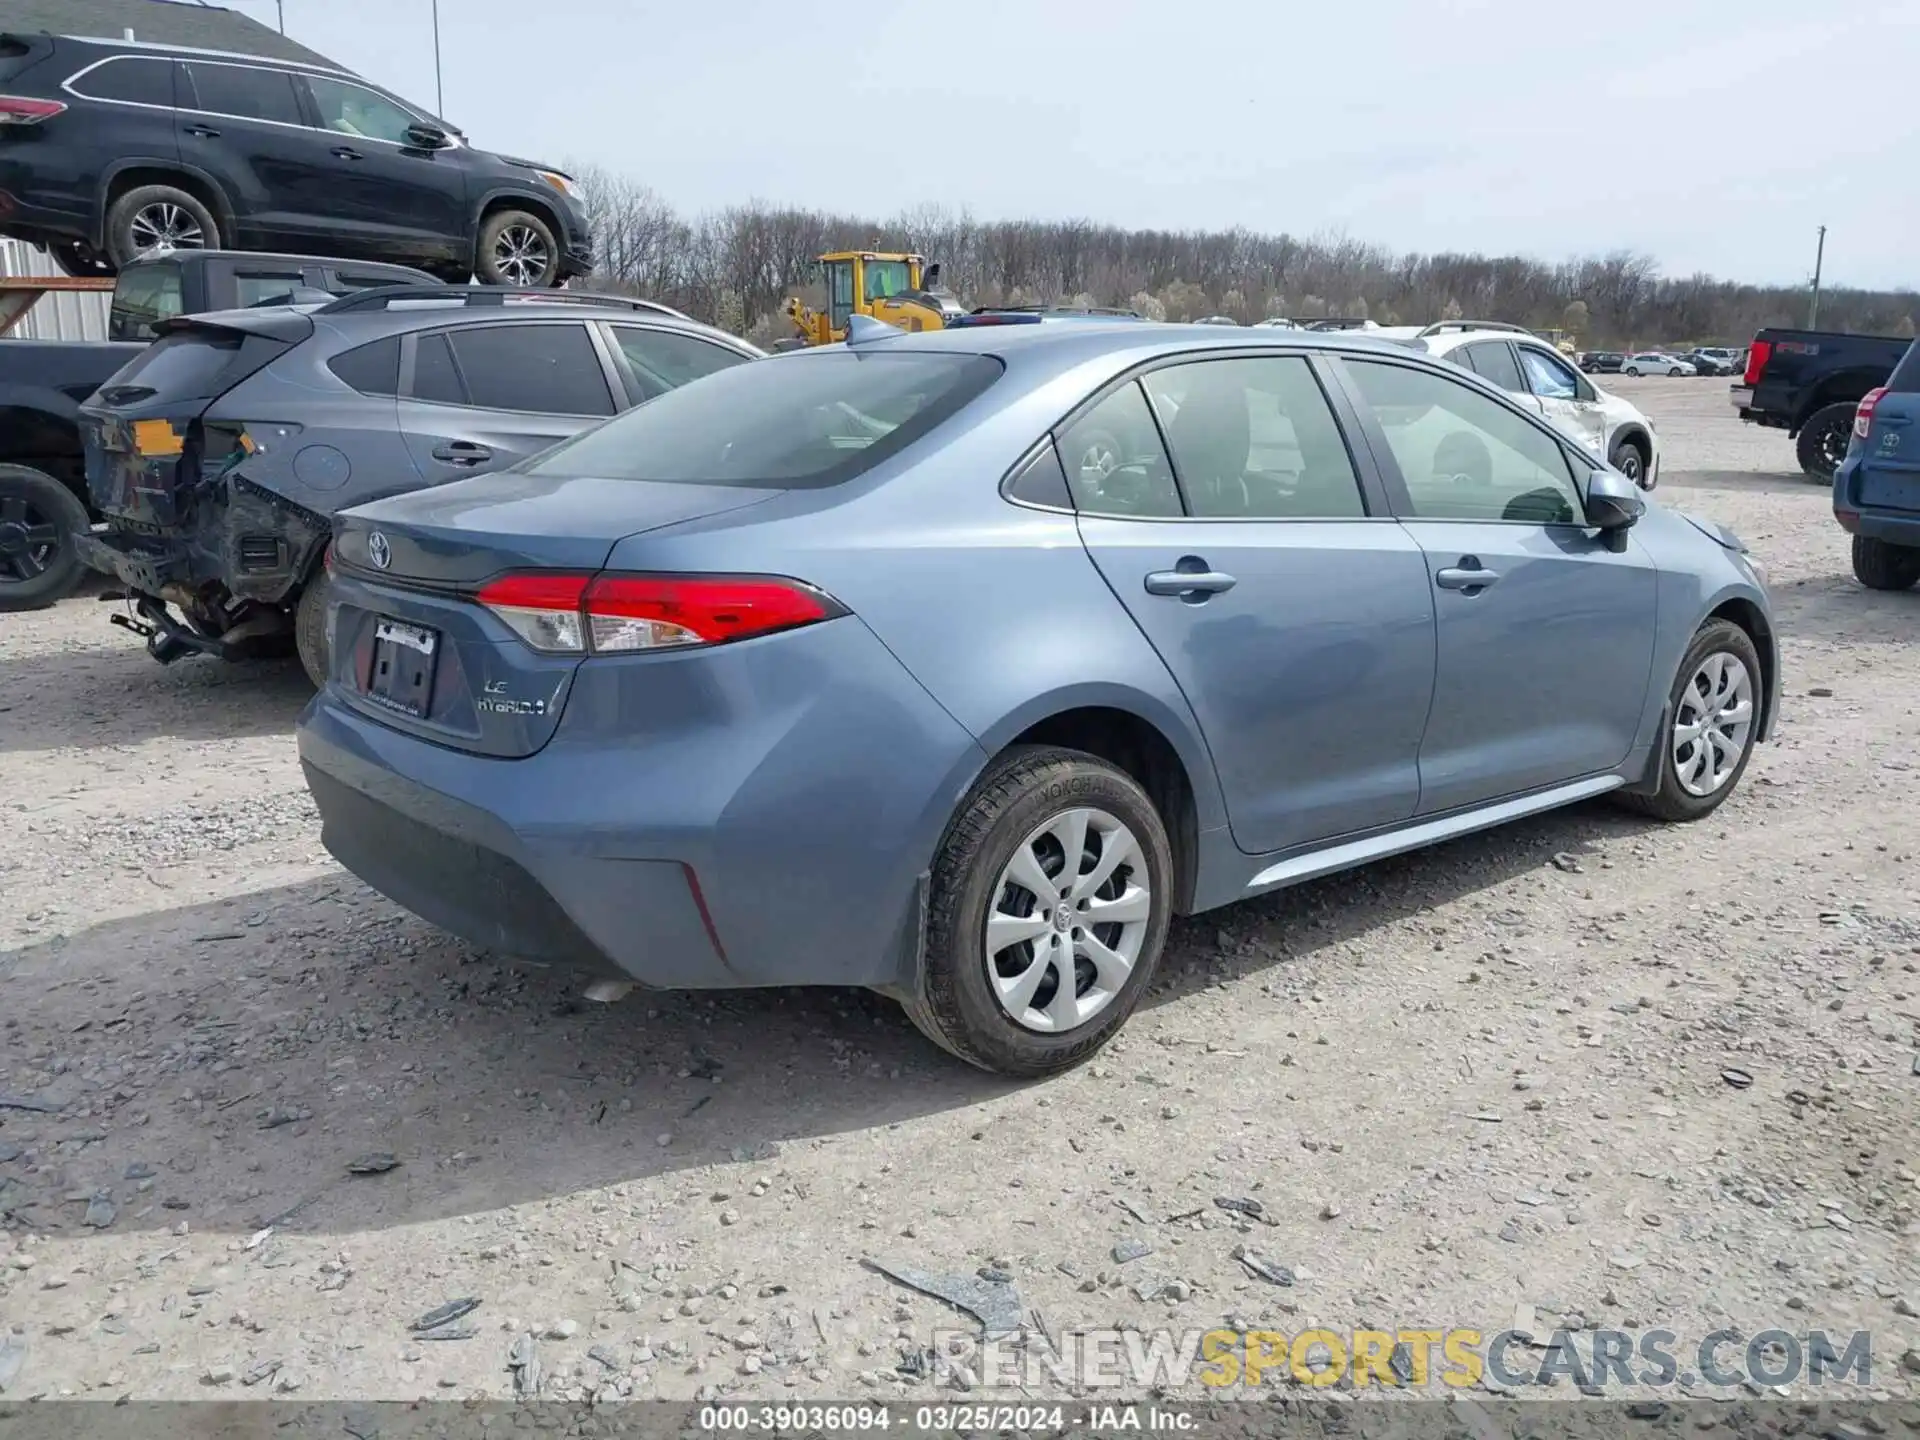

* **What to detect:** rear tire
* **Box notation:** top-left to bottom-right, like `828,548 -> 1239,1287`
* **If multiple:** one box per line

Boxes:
1851,535 -> 1920,592
0,464 -> 90,611
104,184 -> 220,268
1615,619 -> 1762,824
901,746 -> 1173,1078
475,209 -> 560,287
1624,366 -> 1640,377
294,570 -> 332,687
1796,401 -> 1857,482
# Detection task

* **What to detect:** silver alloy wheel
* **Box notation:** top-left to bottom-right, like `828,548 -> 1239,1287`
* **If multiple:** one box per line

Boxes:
1616,448 -> 1643,483
1672,651 -> 1755,797
128,203 -> 205,253
492,224 -> 551,285
985,806 -> 1151,1033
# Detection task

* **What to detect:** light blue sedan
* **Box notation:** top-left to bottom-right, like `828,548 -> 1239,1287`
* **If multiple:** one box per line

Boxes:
298,320 -> 1779,1077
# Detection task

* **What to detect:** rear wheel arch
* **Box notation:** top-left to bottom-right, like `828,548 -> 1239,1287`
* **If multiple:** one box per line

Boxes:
991,704 -> 1204,915
99,163 -> 235,245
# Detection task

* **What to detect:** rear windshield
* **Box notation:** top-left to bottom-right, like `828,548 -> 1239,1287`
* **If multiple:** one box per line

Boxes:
1888,338 -> 1920,393
519,350 -> 1003,488
100,327 -> 243,401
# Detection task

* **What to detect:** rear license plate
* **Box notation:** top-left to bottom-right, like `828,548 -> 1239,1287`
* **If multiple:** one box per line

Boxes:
367,618 -> 438,719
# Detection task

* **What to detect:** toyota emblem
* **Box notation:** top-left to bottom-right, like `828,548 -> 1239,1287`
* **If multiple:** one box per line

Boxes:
366,531 -> 391,570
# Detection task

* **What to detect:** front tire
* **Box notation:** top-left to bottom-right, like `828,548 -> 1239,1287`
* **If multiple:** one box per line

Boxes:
475,209 -> 560,287
104,185 -> 220,268
1851,534 -> 1920,592
1616,619 -> 1762,823
0,464 -> 90,611
902,746 -> 1173,1078
1796,402 -> 1857,482
1608,437 -> 1649,489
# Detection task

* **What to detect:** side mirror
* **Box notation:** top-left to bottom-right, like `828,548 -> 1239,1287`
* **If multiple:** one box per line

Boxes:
404,123 -> 449,149
1585,468 -> 1645,530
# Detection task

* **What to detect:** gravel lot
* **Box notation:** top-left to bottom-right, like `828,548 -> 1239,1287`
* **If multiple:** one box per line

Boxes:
1,375 -> 1916,1407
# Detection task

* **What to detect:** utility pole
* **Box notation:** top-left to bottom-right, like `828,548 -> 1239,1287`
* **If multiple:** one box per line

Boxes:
1808,225 -> 1827,329
432,0 -> 444,116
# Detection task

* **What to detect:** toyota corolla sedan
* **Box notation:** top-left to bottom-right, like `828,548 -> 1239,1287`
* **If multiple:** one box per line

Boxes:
298,322 -> 1779,1078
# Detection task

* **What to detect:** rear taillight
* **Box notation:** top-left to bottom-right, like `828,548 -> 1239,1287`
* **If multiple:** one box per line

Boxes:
1854,386 -> 1887,440
475,573 -> 842,655
0,95 -> 65,125
1742,340 -> 1771,387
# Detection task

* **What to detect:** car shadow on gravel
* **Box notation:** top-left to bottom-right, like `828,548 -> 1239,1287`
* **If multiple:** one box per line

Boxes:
1766,570 -> 1920,649
0,642 -> 310,754
0,800 -> 1656,1244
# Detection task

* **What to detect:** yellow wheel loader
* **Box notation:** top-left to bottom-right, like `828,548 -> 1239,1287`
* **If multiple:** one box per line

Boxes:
779,252 -> 966,349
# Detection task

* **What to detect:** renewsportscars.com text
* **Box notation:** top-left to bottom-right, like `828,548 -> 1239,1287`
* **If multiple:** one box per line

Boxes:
935,1326 -> 1876,1391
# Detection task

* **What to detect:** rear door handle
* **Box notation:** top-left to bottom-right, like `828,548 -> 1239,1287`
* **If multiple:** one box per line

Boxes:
431,441 -> 492,465
1435,563 -> 1500,592
183,124 -> 220,138
331,146 -> 364,160
1144,568 -> 1236,597
1878,415 -> 1911,428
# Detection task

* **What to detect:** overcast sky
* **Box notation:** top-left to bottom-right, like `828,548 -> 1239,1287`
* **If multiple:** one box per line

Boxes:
234,0 -> 1917,290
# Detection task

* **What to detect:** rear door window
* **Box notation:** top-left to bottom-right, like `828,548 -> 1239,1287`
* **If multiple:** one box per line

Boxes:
410,333 -> 467,405
1056,382 -> 1182,518
184,62 -> 303,126
1460,341 -> 1525,393
69,55 -> 177,107
445,323 -> 614,416
108,260 -> 184,341
522,350 -> 1002,488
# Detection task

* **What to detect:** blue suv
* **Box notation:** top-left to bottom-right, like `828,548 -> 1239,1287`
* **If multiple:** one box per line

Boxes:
1835,338 -> 1920,590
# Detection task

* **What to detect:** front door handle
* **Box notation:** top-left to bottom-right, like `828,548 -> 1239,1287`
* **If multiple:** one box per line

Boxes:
431,441 -> 493,466
331,146 -> 364,161
1144,567 -> 1237,598
1435,560 -> 1500,592
183,124 -> 220,138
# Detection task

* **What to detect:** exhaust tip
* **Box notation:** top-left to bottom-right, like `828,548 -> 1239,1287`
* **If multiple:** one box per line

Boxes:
582,980 -> 636,1004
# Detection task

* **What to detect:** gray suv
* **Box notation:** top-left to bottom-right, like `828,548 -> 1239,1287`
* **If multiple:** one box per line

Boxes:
75,287 -> 762,683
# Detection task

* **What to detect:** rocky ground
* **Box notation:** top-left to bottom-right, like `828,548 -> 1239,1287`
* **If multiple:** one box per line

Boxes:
0,377 -> 1916,1409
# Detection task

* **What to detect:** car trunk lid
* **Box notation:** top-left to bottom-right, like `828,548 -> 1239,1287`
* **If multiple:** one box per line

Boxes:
327,475 -> 782,758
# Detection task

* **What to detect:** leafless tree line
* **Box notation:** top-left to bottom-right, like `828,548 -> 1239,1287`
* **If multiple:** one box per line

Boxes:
569,166 -> 1918,350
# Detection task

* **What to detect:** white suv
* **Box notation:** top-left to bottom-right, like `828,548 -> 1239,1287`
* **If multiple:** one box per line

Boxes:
1404,323 -> 1661,489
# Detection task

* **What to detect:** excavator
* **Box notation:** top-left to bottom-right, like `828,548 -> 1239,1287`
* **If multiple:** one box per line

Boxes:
779,251 -> 966,348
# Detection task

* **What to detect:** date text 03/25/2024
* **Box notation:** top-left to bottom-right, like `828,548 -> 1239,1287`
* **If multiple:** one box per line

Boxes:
697,1403 -> 1188,1431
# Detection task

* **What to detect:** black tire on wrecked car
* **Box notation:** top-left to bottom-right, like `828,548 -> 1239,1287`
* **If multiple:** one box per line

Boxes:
1850,535 -> 1920,592
1795,401 -> 1856,482
901,745 -> 1173,1078
295,569 -> 333,688
1607,436 -> 1648,488
0,464 -> 90,611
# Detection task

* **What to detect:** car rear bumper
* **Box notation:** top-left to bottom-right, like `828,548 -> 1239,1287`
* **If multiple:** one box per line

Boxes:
295,614 -> 988,991
1833,457 -> 1920,543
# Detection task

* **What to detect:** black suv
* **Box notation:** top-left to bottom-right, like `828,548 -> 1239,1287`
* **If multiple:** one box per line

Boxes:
0,29 -> 592,285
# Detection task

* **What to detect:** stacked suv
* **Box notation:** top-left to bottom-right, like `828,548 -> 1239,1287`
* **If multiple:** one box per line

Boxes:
0,28 -> 591,284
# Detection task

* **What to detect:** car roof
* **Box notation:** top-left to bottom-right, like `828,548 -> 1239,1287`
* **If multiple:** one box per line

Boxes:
813,319 -> 1469,387
171,300 -> 759,355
